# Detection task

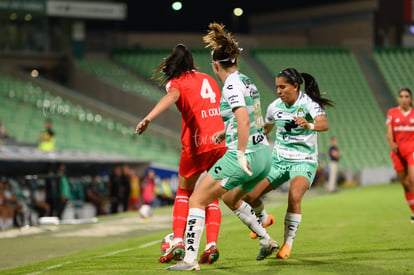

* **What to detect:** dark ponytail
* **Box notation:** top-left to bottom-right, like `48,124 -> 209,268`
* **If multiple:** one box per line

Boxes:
300,72 -> 334,108
277,68 -> 334,108
153,44 -> 195,86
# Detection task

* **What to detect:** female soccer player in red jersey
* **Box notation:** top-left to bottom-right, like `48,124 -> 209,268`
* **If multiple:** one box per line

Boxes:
136,44 -> 227,264
386,87 -> 414,223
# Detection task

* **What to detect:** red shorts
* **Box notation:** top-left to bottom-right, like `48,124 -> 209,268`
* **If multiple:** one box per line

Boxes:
179,147 -> 226,178
391,152 -> 414,172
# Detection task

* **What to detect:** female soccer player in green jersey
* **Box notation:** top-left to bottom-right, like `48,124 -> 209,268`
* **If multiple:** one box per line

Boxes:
167,22 -> 278,271
243,67 -> 334,259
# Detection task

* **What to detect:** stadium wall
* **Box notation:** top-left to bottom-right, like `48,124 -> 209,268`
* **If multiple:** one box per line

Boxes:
109,32 -> 309,50
248,0 -> 379,51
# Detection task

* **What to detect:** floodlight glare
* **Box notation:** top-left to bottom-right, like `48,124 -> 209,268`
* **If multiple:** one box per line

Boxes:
31,69 -> 39,78
9,13 -> 17,20
172,1 -> 182,11
233,8 -> 243,17
24,13 -> 32,21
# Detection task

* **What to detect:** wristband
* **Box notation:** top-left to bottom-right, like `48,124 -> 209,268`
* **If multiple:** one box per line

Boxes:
308,123 -> 315,130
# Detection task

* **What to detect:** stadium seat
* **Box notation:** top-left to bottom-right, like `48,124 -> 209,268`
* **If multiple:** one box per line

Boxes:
0,72 -> 180,166
373,47 -> 414,99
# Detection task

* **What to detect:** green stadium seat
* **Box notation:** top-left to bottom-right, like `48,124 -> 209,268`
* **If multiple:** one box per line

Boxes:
0,72 -> 181,166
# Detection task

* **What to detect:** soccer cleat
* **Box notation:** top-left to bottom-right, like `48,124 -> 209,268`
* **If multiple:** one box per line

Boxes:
250,214 -> 275,239
166,260 -> 200,271
159,242 -> 185,263
198,245 -> 219,264
276,243 -> 291,259
256,238 -> 279,260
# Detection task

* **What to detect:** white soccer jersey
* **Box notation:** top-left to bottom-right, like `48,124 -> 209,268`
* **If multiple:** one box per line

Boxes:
265,91 -> 325,162
220,71 -> 268,152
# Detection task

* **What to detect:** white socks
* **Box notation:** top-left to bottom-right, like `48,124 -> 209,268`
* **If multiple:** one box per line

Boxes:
253,202 -> 268,224
183,208 -> 205,263
172,238 -> 184,246
205,242 -> 216,250
234,201 -> 270,243
284,212 -> 302,247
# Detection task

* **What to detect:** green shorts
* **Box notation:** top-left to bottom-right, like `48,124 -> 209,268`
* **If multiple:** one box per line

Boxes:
267,153 -> 317,189
209,145 -> 271,193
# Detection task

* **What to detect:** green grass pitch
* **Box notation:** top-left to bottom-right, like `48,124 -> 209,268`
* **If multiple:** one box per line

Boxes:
1,183 -> 413,274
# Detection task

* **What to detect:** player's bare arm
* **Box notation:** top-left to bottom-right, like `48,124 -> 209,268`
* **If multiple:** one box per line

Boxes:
386,123 -> 398,153
135,88 -> 180,135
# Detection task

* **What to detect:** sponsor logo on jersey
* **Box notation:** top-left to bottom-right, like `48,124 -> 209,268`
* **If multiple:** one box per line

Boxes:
214,166 -> 222,174
228,94 -> 239,105
241,77 -> 252,88
252,132 -> 265,145
394,125 -> 414,131
249,87 -> 259,98
276,111 -> 294,120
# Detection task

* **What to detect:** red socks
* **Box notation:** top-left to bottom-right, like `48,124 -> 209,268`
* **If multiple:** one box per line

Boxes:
172,187 -> 192,239
205,198 -> 221,244
173,188 -> 221,245
404,192 -> 414,213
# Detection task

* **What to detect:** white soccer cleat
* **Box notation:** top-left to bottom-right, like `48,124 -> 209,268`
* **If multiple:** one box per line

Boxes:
256,238 -> 279,260
166,260 -> 200,271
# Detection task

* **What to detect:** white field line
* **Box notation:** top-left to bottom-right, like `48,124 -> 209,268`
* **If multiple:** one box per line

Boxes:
26,239 -> 159,275
26,261 -> 74,275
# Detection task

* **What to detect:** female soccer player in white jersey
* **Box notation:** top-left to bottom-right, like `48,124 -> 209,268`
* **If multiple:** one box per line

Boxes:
167,22 -> 278,271
243,67 -> 334,259
136,44 -> 227,264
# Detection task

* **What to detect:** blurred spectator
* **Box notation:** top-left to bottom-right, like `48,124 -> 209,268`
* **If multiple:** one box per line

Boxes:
142,169 -> 156,207
57,163 -> 71,218
0,119 -> 12,139
108,164 -> 123,214
327,136 -> 341,193
33,184 -> 51,217
155,177 -> 174,206
0,179 -> 15,230
6,178 -> 31,228
69,177 -> 85,210
128,168 -> 141,210
85,175 -> 107,216
120,164 -> 131,212
38,119 -> 55,152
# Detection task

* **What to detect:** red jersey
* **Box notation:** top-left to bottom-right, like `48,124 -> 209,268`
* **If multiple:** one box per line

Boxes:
166,70 -> 225,155
386,107 -> 414,157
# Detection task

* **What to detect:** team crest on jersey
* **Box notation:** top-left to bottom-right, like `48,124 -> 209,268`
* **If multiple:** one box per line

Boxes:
296,108 -> 305,117
396,118 -> 400,123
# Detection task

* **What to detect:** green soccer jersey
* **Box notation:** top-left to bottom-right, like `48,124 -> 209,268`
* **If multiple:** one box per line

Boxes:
265,91 -> 325,162
220,71 -> 268,152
